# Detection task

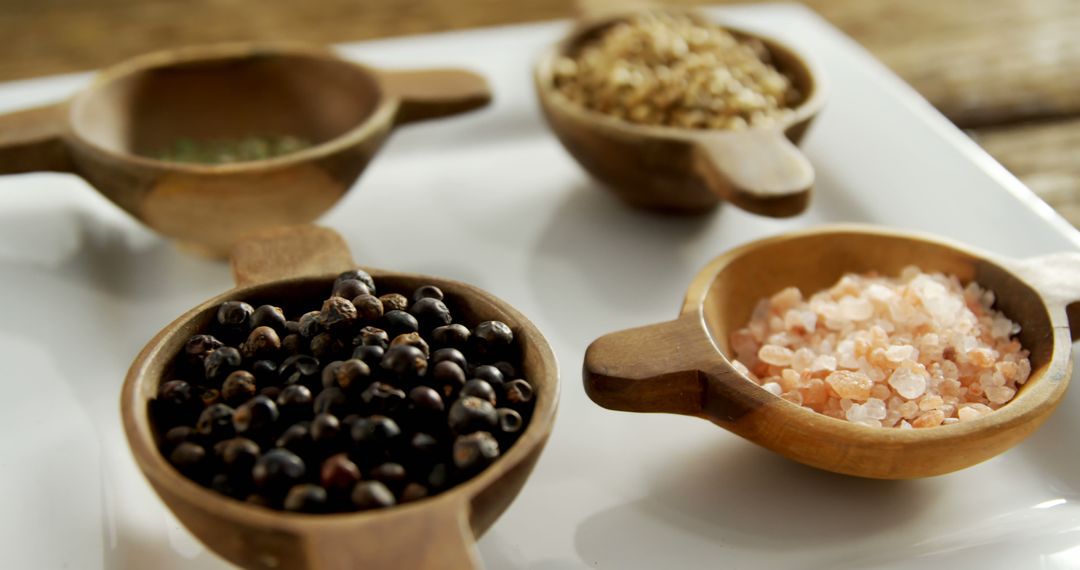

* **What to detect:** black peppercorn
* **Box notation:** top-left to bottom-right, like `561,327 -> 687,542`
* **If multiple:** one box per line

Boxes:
158,379 -> 194,408
448,397 -> 498,435
253,449 -> 306,495
242,326 -> 281,360
427,463 -> 449,490
310,413 -> 341,448
504,379 -> 535,407
318,296 -> 358,331
453,431 -> 500,473
337,269 -> 376,295
381,345 -> 428,380
298,311 -> 322,338
233,395 -> 279,436
217,301 -> 254,329
496,408 -> 523,436
407,432 -> 440,466
473,320 -> 514,357
259,386 -> 281,401
184,334 -> 223,365
284,484 -> 328,513
380,310 -> 419,338
170,442 -> 209,479
412,285 -> 444,303
325,358 -> 370,392
221,371 -> 257,406
473,365 -> 505,387
351,481 -> 395,511
163,425 -> 196,450
196,403 -> 235,441
493,361 -> 517,379
204,347 -> 242,382
431,324 -> 470,350
389,332 -> 430,357
313,387 -> 348,417
250,305 -> 288,335
251,359 -> 278,382
369,462 -> 407,491
350,415 -> 401,457
354,326 -> 390,349
409,297 -> 452,332
378,293 -> 408,313
461,379 -> 497,406
408,386 -> 444,413
276,422 -> 313,457
276,384 -> 313,419
360,382 -> 407,414
281,333 -> 305,356
310,332 -> 346,362
320,453 -> 362,493
400,482 -> 429,503
279,354 -> 320,388
198,387 -> 222,408
219,437 -> 261,479
430,360 -> 467,399
332,279 -> 369,301
351,344 -> 384,369
431,348 -> 468,371
351,294 -> 384,322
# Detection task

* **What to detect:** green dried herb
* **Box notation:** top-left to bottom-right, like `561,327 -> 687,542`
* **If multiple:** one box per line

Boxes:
154,134 -> 312,164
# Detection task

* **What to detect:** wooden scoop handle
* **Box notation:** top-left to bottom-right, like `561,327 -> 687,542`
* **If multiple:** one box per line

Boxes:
692,131 -> 813,217
379,69 -> 492,126
230,224 -> 357,288
0,102 -> 72,175
301,501 -> 480,570
1011,252 -> 1080,342
583,313 -> 711,415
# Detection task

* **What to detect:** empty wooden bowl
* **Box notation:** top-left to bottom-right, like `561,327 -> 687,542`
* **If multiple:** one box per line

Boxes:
121,226 -> 559,569
534,7 -> 825,216
0,42 -> 491,256
584,224 -> 1078,479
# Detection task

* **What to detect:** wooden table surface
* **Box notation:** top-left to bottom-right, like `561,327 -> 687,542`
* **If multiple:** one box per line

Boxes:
3,0 -> 1077,227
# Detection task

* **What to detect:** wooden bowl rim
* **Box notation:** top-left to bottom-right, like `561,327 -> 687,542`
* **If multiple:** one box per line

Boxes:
683,223 -> 1070,447
120,268 -> 560,533
533,9 -> 827,142
65,41 -> 400,175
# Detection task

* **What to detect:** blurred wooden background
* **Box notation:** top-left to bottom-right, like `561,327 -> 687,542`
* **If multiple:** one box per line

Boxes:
2,0 -> 1077,225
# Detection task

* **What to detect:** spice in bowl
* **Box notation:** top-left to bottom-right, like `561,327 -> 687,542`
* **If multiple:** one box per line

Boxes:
150,269 -> 536,512
552,11 -> 801,130
154,134 -> 312,165
729,266 -> 1032,428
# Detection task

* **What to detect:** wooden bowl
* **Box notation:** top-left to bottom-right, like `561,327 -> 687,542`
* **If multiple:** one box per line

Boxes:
534,8 -> 826,216
121,226 -> 559,569
0,42 -> 491,256
584,224 -> 1078,479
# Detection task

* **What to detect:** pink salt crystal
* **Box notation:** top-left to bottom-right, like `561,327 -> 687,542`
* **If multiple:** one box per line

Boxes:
942,418 -> 959,425
791,348 -> 814,372
957,404 -> 992,422
780,369 -> 802,392
802,379 -> 827,406
968,347 -> 997,367
827,371 -> 873,401
810,354 -> 837,373
996,361 -> 1019,382
838,297 -> 874,321
899,400 -> 919,419
985,385 -> 1016,405
884,344 -> 916,363
781,391 -> 804,406
888,362 -> 928,399
785,309 -> 817,333
869,383 -> 890,401
762,382 -> 783,396
900,420 -> 913,429
863,398 -> 887,420
918,394 -> 943,411
758,344 -> 794,366
770,286 -> 803,311
912,409 -> 945,428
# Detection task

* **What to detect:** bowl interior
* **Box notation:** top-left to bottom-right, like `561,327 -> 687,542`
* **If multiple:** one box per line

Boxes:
125,271 -> 558,545
71,48 -> 382,160
700,230 -> 1055,399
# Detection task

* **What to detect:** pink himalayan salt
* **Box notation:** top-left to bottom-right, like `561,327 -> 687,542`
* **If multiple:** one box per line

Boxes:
730,266 -> 1031,428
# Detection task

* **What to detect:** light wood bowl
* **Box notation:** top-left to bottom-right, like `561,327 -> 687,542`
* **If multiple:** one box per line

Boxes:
0,42 -> 491,256
534,7 -> 826,216
584,225 -> 1078,479
121,226 -> 559,569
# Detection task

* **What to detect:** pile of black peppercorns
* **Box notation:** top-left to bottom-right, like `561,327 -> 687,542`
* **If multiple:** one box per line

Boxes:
151,268 -> 535,513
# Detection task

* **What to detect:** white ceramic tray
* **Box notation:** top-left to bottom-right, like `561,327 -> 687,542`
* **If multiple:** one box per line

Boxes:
1,4 -> 1078,569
